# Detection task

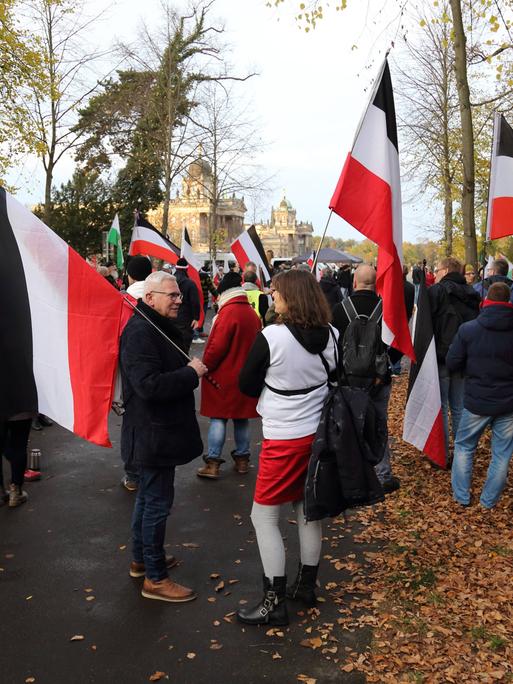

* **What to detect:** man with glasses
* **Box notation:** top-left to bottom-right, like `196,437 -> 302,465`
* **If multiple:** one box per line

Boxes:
120,271 -> 208,603
428,258 -> 480,457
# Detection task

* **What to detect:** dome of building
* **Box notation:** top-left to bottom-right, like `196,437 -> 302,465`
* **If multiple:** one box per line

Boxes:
188,157 -> 212,179
279,195 -> 292,210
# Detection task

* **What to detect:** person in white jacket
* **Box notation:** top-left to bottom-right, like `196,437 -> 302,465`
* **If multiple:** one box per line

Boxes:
237,269 -> 338,626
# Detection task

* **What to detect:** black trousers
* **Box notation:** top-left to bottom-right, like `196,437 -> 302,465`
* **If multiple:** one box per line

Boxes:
0,419 -> 31,487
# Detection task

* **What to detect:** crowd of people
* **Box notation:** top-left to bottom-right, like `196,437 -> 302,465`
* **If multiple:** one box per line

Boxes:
2,250 -> 512,628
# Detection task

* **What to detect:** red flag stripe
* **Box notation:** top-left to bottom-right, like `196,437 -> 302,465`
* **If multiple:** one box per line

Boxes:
67,248 -> 122,446
331,153 -> 413,357
130,239 -> 179,264
489,197 -> 513,240
423,410 -> 446,468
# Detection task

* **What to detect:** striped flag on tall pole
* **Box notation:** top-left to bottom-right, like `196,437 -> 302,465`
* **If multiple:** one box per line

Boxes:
486,113 -> 513,241
329,58 -> 414,361
403,271 -> 446,468
107,213 -> 123,270
231,225 -> 271,284
129,213 -> 180,264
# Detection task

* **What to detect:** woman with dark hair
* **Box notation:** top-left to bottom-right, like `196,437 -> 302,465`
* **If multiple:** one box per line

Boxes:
237,270 -> 338,626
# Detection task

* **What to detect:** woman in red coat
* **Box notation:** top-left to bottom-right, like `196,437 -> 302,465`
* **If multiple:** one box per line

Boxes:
197,271 -> 262,479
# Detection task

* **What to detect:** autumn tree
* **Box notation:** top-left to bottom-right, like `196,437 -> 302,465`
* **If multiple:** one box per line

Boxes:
14,0 -> 112,224
189,82 -> 271,258
0,0 -> 46,181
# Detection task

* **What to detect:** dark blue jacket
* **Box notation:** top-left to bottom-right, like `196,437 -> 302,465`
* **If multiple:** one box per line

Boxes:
120,300 -> 203,468
446,303 -> 513,416
474,274 -> 513,302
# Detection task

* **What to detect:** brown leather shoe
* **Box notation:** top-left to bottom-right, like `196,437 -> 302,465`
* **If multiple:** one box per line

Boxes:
233,457 -> 249,474
141,577 -> 197,603
197,461 -> 220,479
129,555 -> 178,578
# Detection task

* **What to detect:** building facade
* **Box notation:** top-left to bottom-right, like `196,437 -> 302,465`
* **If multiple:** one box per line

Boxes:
249,196 -> 314,258
147,156 -> 246,252
149,153 -> 313,258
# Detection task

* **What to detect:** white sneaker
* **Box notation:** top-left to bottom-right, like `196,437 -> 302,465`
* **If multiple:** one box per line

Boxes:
192,338 -> 205,344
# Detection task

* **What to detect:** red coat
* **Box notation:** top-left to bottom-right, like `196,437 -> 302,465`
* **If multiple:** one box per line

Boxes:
200,295 -> 261,419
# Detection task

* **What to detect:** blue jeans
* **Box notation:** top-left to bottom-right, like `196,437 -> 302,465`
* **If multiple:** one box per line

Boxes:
206,418 -> 250,463
372,384 -> 393,483
452,409 -> 513,508
438,364 -> 465,447
131,466 -> 175,580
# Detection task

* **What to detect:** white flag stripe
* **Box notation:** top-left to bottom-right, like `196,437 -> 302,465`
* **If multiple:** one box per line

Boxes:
402,337 -> 441,448
130,225 -> 170,250
181,232 -> 201,270
490,154 -> 513,200
6,194 -> 74,429
352,103 -> 403,264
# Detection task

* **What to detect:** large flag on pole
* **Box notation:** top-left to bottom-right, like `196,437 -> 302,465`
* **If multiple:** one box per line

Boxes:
486,113 -> 513,241
129,213 -> 180,264
0,188 -> 122,447
107,213 -> 123,270
403,271 -> 446,468
329,58 -> 414,361
231,225 -> 272,284
181,227 -> 205,327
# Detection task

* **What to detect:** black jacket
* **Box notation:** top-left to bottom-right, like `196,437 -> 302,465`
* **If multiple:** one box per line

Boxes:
446,302 -> 513,416
120,300 -> 203,468
176,270 -> 200,325
319,276 -> 343,312
304,385 -> 385,521
428,272 -> 480,363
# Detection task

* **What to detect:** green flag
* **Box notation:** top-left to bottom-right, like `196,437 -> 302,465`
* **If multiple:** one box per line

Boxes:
107,213 -> 123,270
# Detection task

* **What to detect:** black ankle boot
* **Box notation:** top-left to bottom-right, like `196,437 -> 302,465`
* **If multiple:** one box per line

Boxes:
237,576 -> 289,626
286,563 -> 319,607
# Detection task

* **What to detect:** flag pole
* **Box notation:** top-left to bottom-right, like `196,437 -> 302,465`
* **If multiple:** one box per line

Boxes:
122,297 -> 220,390
311,209 -> 333,273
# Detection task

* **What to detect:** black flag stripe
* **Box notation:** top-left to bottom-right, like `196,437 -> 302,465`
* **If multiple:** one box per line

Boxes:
498,114 -> 513,159
0,188 -> 38,419
372,61 -> 398,152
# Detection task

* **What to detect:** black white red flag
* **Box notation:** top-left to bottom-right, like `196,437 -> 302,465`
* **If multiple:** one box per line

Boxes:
181,227 -> 205,327
329,58 -> 414,361
0,188 -> 122,447
486,113 -> 513,240
129,212 -> 180,264
403,271 -> 446,468
231,225 -> 271,284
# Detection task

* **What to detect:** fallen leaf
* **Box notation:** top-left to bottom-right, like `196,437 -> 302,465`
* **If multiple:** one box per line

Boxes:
210,573 -> 220,579
186,652 -> 196,659
215,581 -> 225,592
84,588 -> 93,593
119,545 -> 127,551
149,672 -> 166,681
233,514 -> 242,520
86,596 -> 95,602
213,620 -> 220,626
207,597 -> 216,603
25,678 -> 36,683
300,637 -> 323,650
5,553 -> 14,559
228,579 -> 239,585
340,663 -> 354,672
26,595 -> 33,600
69,635 -> 85,642
297,676 -> 317,684
272,652 -> 282,659
182,543 -> 199,549
210,643 -> 223,650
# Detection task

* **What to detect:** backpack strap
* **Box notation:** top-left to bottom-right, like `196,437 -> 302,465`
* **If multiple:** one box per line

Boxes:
341,298 -> 359,324
368,299 -> 383,323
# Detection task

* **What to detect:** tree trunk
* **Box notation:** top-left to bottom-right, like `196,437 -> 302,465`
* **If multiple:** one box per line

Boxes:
449,0 -> 477,267
43,160 -> 53,226
443,180 -> 453,256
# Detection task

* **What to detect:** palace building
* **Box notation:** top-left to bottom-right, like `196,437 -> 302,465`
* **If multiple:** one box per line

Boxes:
149,152 -> 313,257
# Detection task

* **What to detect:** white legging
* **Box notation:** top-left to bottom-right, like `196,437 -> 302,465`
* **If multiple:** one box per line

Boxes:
250,500 -> 322,580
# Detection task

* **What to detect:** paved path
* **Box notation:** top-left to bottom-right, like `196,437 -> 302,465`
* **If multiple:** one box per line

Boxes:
1,373 -> 372,683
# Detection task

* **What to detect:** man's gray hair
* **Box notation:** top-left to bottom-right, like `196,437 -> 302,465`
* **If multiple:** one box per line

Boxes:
144,270 -> 177,295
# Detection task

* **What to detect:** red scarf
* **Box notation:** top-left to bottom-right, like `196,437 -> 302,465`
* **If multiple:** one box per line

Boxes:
482,299 -> 513,310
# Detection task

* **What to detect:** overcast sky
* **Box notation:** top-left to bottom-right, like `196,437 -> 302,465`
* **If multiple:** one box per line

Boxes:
11,0 -> 433,243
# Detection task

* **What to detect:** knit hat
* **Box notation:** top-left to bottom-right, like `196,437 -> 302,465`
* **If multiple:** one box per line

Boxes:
175,258 -> 189,270
217,271 -> 242,294
126,255 -> 152,281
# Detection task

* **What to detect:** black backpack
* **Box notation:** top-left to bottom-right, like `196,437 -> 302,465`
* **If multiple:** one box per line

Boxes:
341,299 -> 388,383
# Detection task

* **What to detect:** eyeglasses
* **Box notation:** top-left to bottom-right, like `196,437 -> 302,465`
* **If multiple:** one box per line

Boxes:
150,290 -> 183,301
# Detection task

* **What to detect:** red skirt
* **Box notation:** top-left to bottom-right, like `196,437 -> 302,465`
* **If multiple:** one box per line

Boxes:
254,434 -> 315,506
